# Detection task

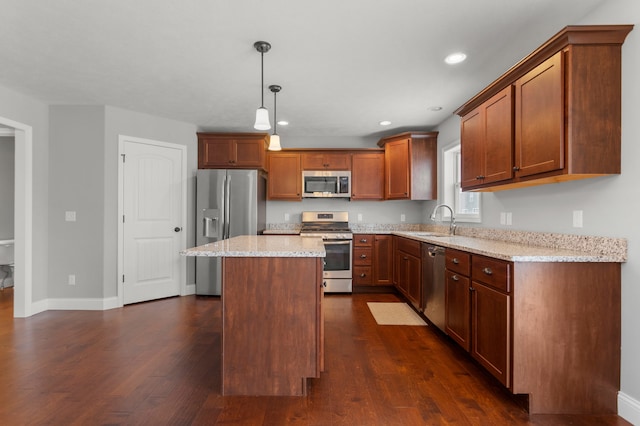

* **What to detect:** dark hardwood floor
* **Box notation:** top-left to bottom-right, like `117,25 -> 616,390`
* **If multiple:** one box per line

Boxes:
0,288 -> 630,425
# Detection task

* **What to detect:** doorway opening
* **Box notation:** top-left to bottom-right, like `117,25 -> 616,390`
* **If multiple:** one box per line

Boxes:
0,116 -> 33,317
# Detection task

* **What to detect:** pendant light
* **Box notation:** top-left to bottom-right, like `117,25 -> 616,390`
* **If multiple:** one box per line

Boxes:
253,41 -> 272,130
268,84 -> 282,151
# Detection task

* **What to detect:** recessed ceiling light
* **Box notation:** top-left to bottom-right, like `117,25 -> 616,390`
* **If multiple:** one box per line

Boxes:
277,120 -> 289,126
445,52 -> 467,65
379,120 -> 392,126
429,106 -> 443,111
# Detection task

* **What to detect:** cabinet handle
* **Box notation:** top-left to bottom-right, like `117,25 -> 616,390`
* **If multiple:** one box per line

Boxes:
452,275 -> 459,282
476,175 -> 483,180
469,287 -> 475,292
483,267 -> 493,275
452,258 -> 459,264
360,254 -> 367,259
359,273 -> 366,278
513,166 -> 520,172
403,256 -> 409,260
360,238 -> 368,243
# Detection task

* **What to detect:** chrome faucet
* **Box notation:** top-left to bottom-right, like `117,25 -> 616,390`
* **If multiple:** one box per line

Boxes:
430,204 -> 457,235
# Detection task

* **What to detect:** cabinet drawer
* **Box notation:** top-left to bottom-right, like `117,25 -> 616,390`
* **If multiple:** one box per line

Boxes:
395,237 -> 421,257
353,247 -> 372,265
472,256 -> 511,293
353,266 -> 372,284
354,234 -> 374,247
446,249 -> 471,276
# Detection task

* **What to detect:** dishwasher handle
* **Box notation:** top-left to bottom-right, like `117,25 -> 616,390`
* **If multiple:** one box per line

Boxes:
427,246 -> 446,257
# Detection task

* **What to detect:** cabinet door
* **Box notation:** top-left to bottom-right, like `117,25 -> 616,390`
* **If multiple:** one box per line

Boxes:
324,154 -> 351,170
351,153 -> 384,200
301,153 -> 327,170
234,139 -> 266,167
515,51 -> 564,178
373,235 -> 393,285
445,270 -> 471,351
267,153 -> 301,200
199,138 -> 233,168
385,139 -> 410,199
460,108 -> 484,189
483,86 -> 514,185
471,281 -> 510,387
301,153 -> 351,170
394,250 -> 408,296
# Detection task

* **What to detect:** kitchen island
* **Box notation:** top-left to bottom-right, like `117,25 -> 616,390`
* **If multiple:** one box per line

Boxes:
182,235 -> 326,396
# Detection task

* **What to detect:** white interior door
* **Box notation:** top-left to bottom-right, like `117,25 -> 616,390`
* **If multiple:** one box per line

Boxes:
122,139 -> 183,304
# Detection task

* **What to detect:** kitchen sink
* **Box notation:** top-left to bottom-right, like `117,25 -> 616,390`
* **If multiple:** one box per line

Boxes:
408,232 -> 451,238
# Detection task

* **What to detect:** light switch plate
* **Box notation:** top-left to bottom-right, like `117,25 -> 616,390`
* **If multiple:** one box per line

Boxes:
400,214 -> 406,222
65,211 -> 76,222
284,213 -> 290,222
573,210 -> 583,228
357,213 -> 363,222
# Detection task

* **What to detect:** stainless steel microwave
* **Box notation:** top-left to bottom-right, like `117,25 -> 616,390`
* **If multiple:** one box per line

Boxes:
302,171 -> 351,198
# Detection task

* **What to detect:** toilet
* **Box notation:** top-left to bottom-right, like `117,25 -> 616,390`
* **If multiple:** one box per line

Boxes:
0,239 -> 14,289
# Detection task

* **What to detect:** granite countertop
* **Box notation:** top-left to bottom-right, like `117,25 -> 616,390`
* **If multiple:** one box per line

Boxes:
180,235 -> 325,258
392,231 -> 624,263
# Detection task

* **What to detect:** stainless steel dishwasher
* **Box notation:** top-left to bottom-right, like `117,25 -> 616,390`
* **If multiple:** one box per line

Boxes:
422,244 -> 446,332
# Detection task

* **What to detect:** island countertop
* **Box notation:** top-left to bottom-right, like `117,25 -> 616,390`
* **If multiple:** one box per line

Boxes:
180,235 -> 326,258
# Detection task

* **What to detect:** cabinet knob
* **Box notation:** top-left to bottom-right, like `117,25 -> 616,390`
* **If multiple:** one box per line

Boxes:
452,275 -> 459,282
483,267 -> 493,275
360,254 -> 367,259
476,175 -> 482,180
513,166 -> 520,172
359,273 -> 366,278
469,287 -> 476,292
403,256 -> 409,260
360,238 -> 368,243
452,258 -> 459,264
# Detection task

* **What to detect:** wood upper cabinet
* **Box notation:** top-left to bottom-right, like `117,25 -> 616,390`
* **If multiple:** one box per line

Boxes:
198,132 -> 268,170
514,51 -> 564,178
461,86 -> 514,189
455,25 -> 633,192
378,132 -> 438,200
267,152 -> 301,201
351,153 -> 384,200
301,152 -> 351,170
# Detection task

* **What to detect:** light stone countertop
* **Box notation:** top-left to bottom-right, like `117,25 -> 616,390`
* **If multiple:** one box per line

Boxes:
393,231 -> 623,263
180,235 -> 325,258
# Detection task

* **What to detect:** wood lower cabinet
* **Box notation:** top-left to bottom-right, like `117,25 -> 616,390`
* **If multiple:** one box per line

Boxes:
393,236 -> 422,308
378,132 -> 438,200
198,132 -> 268,170
351,153 -> 384,200
456,25 -> 633,192
443,245 -> 621,414
353,234 -> 393,287
267,152 -> 301,200
373,235 -> 393,285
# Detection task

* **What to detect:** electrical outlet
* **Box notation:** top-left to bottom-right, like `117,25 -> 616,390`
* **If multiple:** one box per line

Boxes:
357,213 -> 363,222
500,212 -> 506,225
284,213 -> 290,222
65,211 -> 76,222
506,212 -> 513,226
400,213 -> 406,222
68,274 -> 76,285
573,210 -> 583,228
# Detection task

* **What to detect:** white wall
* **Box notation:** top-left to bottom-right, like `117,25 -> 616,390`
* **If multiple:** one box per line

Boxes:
0,136 -> 14,239
434,0 -> 640,420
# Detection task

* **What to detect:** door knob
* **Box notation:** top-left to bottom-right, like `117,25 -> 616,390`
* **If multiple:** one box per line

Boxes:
174,227 -> 182,232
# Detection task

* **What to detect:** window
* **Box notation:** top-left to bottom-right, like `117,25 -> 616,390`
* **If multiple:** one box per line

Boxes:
441,142 -> 481,222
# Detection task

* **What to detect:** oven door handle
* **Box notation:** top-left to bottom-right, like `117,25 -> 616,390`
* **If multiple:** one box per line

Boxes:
323,240 -> 352,244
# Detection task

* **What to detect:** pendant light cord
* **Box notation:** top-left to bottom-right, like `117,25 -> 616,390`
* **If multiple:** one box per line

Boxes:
260,51 -> 265,108
273,90 -> 277,134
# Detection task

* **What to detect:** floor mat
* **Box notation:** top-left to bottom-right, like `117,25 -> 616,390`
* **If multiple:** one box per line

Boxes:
366,302 -> 427,326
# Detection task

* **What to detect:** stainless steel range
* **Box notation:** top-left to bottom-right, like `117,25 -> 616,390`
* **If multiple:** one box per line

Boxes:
300,211 -> 352,293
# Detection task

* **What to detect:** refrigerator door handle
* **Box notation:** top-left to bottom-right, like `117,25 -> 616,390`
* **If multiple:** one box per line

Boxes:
224,175 -> 231,239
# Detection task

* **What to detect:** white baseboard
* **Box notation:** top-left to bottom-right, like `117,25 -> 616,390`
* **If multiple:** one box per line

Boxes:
31,299 -> 49,316
183,283 -> 196,295
619,391 -> 640,425
47,297 -> 120,311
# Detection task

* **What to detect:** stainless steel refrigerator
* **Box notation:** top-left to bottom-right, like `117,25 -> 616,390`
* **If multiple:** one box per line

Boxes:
195,169 -> 266,295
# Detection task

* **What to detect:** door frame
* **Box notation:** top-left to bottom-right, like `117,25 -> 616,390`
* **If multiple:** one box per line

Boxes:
0,116 -> 33,318
117,135 -> 187,307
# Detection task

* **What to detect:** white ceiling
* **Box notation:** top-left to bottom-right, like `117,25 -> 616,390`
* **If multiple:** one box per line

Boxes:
0,0 -> 607,141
